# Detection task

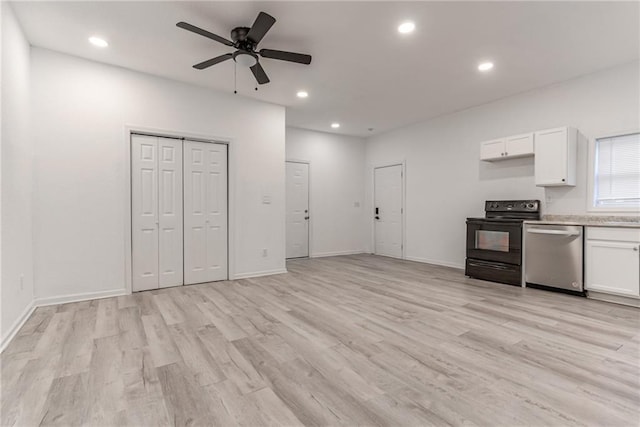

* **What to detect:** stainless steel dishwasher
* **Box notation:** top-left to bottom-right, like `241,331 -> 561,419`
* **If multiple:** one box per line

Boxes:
524,224 -> 584,294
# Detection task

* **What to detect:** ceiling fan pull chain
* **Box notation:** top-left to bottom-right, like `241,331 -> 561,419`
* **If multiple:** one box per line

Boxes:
234,61 -> 237,94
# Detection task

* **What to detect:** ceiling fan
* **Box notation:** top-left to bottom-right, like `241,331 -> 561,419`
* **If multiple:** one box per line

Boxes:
177,12 -> 312,85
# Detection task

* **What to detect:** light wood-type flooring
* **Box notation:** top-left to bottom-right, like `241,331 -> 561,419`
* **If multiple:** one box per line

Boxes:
1,254 -> 639,426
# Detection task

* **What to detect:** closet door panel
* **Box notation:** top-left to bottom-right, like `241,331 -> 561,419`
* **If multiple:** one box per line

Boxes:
131,135 -> 159,291
158,138 -> 183,288
184,141 -> 209,284
205,143 -> 228,281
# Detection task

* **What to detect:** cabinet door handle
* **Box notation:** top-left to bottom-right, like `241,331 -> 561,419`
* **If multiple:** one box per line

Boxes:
505,152 -> 508,155
634,247 -> 639,251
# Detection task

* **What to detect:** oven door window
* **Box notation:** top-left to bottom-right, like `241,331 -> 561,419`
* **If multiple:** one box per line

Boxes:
475,230 -> 509,252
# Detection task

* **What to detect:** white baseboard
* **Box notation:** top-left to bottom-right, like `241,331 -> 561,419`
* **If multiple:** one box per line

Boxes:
233,268 -> 288,280
403,255 -> 465,270
310,250 -> 366,258
34,288 -> 128,307
587,291 -> 640,308
1,300 -> 36,353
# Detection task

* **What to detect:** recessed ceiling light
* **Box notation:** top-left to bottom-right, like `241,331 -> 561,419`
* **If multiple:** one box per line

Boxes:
478,61 -> 494,72
397,21 -> 415,34
89,36 -> 108,48
331,123 -> 340,129
296,91 -> 309,98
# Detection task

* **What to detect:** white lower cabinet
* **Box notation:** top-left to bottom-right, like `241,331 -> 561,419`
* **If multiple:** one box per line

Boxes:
585,227 -> 640,297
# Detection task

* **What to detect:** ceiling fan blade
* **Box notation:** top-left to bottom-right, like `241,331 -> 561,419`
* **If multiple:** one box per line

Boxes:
176,21 -> 234,46
246,12 -> 276,44
250,62 -> 270,85
259,49 -> 312,65
193,53 -> 233,70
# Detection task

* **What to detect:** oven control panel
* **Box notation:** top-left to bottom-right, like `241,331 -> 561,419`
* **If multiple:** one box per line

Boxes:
485,200 -> 540,213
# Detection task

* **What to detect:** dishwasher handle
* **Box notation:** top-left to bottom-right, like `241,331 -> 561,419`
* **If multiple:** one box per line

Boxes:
526,228 -> 580,237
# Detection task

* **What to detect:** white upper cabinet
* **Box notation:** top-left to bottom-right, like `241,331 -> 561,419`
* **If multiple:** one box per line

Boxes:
534,127 -> 578,187
480,138 -> 506,161
480,133 -> 534,161
505,133 -> 534,158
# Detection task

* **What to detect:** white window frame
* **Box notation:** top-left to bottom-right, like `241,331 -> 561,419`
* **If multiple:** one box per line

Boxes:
587,129 -> 640,215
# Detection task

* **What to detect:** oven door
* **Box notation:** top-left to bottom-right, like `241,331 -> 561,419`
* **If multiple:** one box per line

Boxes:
466,219 -> 522,265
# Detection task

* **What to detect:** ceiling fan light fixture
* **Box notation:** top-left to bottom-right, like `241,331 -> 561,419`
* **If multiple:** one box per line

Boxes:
233,51 -> 258,67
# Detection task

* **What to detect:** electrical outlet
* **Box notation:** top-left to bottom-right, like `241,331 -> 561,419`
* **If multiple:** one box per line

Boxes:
20,274 -> 24,291
262,248 -> 268,257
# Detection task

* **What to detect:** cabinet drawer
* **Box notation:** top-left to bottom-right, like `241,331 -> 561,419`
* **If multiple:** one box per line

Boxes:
586,227 -> 640,242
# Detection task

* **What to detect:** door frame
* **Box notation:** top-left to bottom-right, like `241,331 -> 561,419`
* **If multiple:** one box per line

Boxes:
123,125 -> 233,294
370,161 -> 406,259
285,159 -> 311,259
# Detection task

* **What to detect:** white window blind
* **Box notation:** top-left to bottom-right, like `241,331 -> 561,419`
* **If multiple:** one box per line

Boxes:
594,132 -> 640,208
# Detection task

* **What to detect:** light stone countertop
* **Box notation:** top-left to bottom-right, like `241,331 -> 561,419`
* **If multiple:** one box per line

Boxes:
524,214 -> 640,229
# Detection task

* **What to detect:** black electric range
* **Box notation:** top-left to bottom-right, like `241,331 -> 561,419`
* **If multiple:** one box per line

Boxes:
465,200 -> 540,286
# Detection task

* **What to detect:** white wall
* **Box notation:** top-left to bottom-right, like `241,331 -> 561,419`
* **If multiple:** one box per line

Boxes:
31,48 -> 286,301
1,3 -> 35,343
365,62 -> 640,269
286,127 -> 367,257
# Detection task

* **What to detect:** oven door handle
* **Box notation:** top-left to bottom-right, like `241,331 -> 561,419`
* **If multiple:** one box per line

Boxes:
526,229 -> 580,236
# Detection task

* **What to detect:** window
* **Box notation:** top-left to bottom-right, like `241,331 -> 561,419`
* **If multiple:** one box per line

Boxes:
593,132 -> 640,209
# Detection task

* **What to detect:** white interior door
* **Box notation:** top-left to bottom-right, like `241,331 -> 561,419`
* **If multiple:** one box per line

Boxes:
158,137 -> 183,288
374,165 -> 403,258
184,141 -> 228,284
132,135 -> 160,291
286,161 -> 309,258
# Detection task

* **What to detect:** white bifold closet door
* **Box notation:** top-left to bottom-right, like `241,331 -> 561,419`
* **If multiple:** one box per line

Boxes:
183,141 -> 228,284
131,134 -> 183,291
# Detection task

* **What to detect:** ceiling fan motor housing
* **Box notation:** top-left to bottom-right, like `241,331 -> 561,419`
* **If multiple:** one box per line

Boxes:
231,27 -> 256,51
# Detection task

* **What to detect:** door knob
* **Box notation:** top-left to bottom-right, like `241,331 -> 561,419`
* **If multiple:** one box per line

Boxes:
375,216 -> 380,220
304,216 -> 309,220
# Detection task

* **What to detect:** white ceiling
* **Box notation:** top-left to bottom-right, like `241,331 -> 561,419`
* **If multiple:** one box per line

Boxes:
10,1 -> 640,137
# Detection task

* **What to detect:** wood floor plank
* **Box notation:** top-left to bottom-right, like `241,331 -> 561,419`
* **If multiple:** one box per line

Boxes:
1,254 -> 638,426
156,362 -> 216,426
